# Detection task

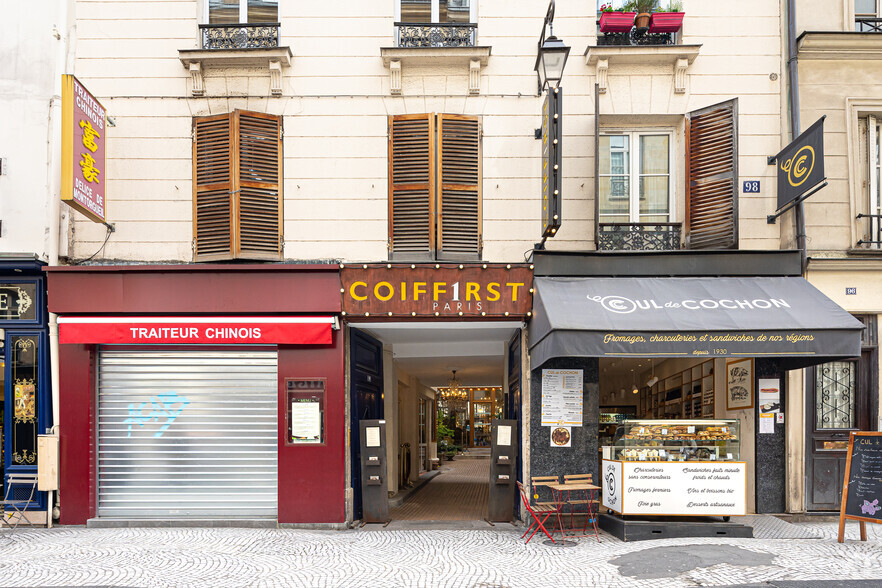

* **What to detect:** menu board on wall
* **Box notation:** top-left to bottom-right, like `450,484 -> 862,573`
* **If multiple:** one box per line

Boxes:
838,432 -> 882,542
286,378 -> 325,445
541,369 -> 583,427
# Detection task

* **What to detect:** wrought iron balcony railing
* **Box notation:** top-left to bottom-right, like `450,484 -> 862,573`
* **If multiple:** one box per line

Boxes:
395,22 -> 477,48
856,213 -> 882,248
856,17 -> 882,32
596,22 -> 676,46
597,222 -> 682,251
200,23 -> 280,50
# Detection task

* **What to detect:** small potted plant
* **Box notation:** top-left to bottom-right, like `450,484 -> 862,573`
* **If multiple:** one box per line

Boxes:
649,1 -> 684,33
628,0 -> 660,30
599,3 -> 637,33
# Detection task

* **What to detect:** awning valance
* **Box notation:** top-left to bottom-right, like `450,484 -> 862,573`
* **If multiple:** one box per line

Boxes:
529,277 -> 864,369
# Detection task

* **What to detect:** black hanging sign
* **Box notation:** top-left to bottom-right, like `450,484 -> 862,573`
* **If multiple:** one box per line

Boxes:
837,431 -> 882,543
541,88 -> 562,238
774,116 -> 826,210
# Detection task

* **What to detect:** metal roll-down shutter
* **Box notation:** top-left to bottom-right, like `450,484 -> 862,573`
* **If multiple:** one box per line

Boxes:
97,349 -> 278,518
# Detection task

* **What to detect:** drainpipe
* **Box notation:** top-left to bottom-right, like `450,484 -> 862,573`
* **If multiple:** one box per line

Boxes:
786,0 -> 807,274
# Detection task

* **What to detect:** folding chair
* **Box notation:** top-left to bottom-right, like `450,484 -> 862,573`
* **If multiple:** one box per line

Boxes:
562,473 -> 600,539
563,474 -> 598,507
1,473 -> 39,533
530,475 -> 560,508
517,481 -> 558,544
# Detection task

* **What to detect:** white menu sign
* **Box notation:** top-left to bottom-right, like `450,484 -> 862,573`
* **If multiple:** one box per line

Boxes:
602,460 -> 746,516
541,369 -> 583,427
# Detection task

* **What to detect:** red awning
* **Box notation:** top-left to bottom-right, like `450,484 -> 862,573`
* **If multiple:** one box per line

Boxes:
58,316 -> 336,345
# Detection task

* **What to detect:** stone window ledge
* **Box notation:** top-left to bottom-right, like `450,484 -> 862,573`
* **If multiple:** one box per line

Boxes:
178,47 -> 293,97
585,44 -> 701,94
380,46 -> 491,95
797,32 -> 882,59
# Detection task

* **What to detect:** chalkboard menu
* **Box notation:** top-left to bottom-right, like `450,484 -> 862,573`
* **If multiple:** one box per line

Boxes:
838,432 -> 882,543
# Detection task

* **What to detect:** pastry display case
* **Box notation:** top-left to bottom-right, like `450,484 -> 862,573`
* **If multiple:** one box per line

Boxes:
603,419 -> 740,462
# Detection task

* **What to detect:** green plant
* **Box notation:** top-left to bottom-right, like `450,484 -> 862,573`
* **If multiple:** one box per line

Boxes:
624,0 -> 659,12
436,421 -> 455,442
659,0 -> 683,12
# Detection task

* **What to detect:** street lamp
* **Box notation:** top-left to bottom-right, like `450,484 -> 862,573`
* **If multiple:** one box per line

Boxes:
534,0 -> 571,94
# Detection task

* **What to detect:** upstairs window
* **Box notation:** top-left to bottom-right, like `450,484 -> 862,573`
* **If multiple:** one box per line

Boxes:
399,0 -> 474,24
855,0 -> 882,30
599,132 -> 673,224
207,0 -> 278,24
202,0 -> 279,49
396,0 -> 477,47
858,115 -> 881,248
192,110 -> 283,262
388,114 -> 482,261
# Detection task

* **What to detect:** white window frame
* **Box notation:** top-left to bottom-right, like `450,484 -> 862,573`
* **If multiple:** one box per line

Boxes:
598,130 -> 677,224
870,115 -> 881,247
203,0 -> 278,24
395,0 -> 477,24
854,0 -> 882,29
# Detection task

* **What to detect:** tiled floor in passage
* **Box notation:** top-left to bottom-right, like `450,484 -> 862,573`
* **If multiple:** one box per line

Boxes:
390,457 -> 489,521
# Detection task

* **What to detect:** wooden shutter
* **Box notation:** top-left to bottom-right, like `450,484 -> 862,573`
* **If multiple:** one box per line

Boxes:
685,99 -> 738,249
192,110 -> 282,262
437,114 -> 482,259
389,114 -> 434,259
236,110 -> 283,260
193,113 -> 234,261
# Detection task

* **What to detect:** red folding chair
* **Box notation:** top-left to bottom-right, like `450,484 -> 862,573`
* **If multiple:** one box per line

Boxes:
517,481 -> 558,544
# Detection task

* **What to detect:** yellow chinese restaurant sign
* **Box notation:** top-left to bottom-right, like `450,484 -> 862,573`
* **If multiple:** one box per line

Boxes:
61,75 -> 107,223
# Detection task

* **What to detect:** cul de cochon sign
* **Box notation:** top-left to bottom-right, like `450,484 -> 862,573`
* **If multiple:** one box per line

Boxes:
341,263 -> 533,318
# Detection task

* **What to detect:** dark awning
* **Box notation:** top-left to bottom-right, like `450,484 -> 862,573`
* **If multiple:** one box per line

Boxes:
529,276 -> 864,369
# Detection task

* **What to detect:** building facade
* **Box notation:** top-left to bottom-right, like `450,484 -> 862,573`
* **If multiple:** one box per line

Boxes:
13,0 -> 876,525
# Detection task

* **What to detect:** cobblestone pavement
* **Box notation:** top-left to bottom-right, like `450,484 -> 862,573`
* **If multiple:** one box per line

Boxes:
0,520 -> 879,587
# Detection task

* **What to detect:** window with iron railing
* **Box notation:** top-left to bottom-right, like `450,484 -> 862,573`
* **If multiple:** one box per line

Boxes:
201,0 -> 279,49
855,0 -> 882,31
595,0 -> 683,46
396,0 -> 477,47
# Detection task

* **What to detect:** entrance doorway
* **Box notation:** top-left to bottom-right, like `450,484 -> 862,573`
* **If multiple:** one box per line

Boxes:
806,352 -> 873,511
349,322 -> 523,522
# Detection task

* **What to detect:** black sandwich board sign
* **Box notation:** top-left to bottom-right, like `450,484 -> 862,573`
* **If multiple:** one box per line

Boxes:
838,431 -> 882,543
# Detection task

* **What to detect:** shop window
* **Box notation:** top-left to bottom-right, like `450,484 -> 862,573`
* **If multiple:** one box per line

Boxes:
855,0 -> 882,31
388,114 -> 482,261
192,110 -> 283,262
10,335 -> 39,467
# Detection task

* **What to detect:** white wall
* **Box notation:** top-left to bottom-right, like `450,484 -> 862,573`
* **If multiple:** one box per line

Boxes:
0,0 -> 73,259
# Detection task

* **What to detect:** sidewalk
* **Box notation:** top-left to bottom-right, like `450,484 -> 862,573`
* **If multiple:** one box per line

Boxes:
0,519 -> 878,587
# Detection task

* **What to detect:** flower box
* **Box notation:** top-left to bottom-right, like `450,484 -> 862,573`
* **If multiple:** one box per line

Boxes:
599,12 -> 637,33
649,12 -> 684,33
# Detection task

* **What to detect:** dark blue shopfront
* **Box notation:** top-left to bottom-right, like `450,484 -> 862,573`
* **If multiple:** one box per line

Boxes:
1,257 -> 51,511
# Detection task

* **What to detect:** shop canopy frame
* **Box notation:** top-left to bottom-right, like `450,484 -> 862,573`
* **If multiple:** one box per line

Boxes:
529,275 -> 864,370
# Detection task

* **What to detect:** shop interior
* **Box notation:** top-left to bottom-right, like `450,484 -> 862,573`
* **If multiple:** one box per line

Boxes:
351,322 -> 522,522
599,356 -> 757,513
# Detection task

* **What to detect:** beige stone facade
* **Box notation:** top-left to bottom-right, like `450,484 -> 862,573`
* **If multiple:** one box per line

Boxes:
69,0 -> 786,262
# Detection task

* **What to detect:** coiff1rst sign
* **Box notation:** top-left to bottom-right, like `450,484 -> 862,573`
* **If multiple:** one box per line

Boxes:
61,75 -> 107,223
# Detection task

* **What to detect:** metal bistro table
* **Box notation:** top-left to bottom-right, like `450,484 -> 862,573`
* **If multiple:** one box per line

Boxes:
547,482 -> 601,542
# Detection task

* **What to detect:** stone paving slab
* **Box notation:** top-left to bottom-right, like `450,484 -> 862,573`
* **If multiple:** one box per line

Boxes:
0,520 -> 877,587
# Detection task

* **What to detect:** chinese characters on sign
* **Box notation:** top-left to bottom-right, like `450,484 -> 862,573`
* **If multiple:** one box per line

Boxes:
61,75 -> 107,223
540,369 -> 583,427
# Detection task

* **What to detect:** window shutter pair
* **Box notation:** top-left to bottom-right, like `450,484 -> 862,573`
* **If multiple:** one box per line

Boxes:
388,114 -> 482,260
685,99 -> 738,250
193,110 -> 283,261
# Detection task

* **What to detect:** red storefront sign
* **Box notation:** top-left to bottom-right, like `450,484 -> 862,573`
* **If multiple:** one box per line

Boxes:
61,75 -> 107,223
58,317 -> 335,345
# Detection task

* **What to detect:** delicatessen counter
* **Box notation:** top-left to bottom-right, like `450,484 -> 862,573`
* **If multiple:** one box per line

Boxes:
601,420 -> 746,517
